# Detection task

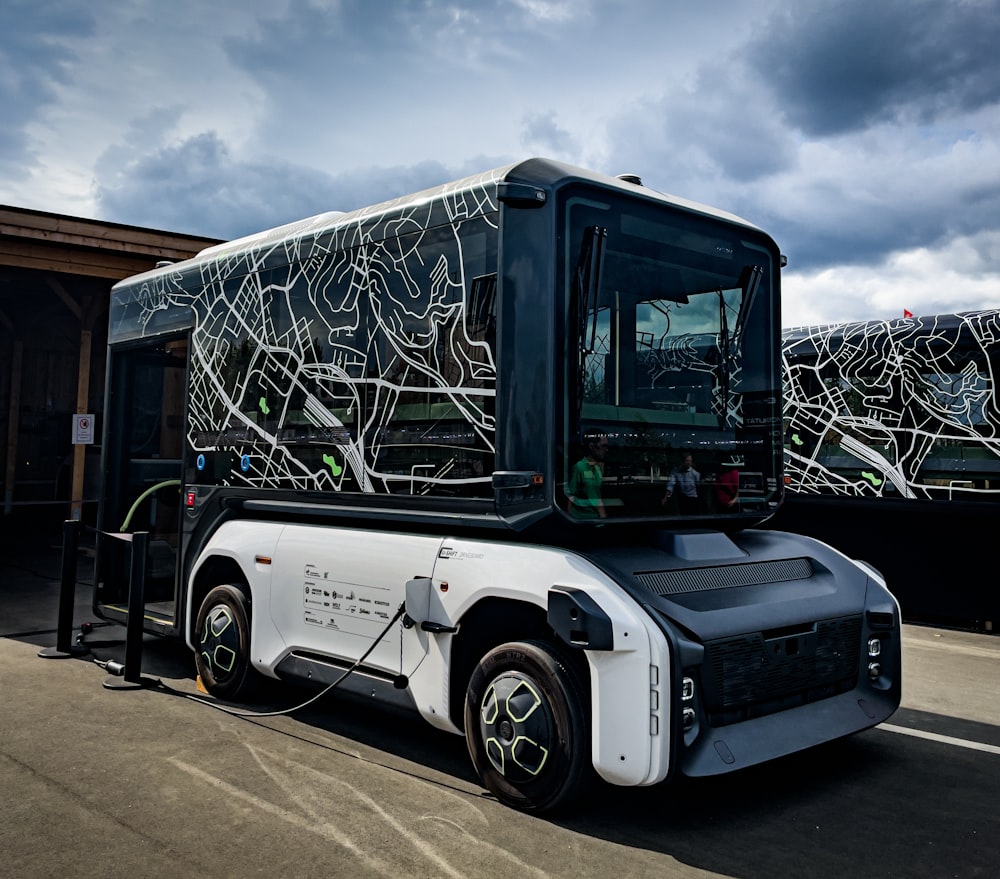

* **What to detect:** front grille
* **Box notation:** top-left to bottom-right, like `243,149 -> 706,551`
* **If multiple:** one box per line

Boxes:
703,615 -> 862,726
636,558 -> 813,595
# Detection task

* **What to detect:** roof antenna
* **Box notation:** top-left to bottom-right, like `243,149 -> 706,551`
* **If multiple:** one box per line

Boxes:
617,173 -> 642,186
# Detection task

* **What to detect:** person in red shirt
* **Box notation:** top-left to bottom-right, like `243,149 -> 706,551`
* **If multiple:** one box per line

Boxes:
716,458 -> 740,510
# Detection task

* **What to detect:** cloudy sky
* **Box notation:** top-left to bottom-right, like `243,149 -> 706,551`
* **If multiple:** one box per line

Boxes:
2,0 -> 998,327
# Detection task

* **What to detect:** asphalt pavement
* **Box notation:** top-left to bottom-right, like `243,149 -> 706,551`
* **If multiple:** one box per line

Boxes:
2,517 -> 997,879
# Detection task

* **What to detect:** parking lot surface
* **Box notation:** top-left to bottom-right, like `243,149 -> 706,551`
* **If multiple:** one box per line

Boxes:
2,527 -> 997,878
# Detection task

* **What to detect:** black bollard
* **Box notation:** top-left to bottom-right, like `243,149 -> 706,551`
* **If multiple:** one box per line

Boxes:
38,519 -> 89,659
103,530 -> 158,690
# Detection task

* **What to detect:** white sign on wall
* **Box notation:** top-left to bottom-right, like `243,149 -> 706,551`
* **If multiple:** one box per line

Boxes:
72,414 -> 95,445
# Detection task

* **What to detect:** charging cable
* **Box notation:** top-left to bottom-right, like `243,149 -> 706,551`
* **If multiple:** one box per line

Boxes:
155,600 -> 408,718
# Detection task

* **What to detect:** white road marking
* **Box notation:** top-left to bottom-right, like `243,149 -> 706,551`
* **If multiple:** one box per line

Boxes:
257,746 -> 470,879
879,723 -> 1000,756
904,639 -> 1000,660
167,757 -> 395,876
420,815 -> 552,879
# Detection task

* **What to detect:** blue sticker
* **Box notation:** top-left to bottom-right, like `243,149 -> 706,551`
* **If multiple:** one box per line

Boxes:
196,454 -> 205,471
240,454 -> 251,472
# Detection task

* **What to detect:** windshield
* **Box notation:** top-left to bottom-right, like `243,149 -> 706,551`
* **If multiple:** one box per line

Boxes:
561,190 -> 782,524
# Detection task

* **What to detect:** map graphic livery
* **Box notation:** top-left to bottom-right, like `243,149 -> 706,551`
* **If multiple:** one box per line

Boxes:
110,168 -> 507,497
782,311 -> 1000,500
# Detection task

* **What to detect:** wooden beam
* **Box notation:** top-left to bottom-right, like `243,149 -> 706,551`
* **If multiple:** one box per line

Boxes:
0,205 -> 218,257
0,241 -> 173,280
70,326 -> 93,521
46,275 -> 82,321
0,205 -> 221,281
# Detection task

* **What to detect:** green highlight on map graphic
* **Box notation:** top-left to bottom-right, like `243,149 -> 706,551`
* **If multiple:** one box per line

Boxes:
322,453 -> 343,477
258,397 -> 270,415
861,471 -> 882,487
791,433 -> 804,446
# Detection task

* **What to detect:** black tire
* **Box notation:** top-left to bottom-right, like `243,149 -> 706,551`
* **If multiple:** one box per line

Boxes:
193,584 -> 258,700
464,640 -> 591,813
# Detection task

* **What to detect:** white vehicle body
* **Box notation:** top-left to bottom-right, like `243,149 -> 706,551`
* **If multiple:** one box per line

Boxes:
184,520 -> 901,792
187,521 -> 671,787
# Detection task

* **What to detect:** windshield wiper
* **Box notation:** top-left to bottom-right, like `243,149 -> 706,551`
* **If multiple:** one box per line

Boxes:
733,264 -> 762,344
571,226 -> 607,430
717,264 -> 762,426
577,226 -> 607,354
718,287 -> 730,426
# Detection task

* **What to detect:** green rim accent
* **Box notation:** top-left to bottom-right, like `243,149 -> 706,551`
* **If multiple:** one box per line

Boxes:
480,672 -> 552,781
200,605 -> 240,681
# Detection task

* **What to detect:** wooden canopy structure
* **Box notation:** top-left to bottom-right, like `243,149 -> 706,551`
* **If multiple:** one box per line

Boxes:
0,205 -> 220,528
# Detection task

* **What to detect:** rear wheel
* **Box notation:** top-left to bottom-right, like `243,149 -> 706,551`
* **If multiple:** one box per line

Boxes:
193,585 -> 259,700
464,640 -> 591,813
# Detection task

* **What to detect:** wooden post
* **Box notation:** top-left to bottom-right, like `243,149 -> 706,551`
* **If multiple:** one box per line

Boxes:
70,325 -> 93,521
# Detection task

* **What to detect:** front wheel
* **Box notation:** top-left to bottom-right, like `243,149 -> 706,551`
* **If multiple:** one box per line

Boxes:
464,640 -> 591,812
193,584 -> 259,700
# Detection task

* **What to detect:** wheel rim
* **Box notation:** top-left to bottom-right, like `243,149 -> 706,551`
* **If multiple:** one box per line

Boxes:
479,671 -> 554,782
198,603 -> 241,682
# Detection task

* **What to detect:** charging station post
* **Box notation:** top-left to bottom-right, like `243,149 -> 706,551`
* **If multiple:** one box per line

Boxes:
103,530 -> 158,690
38,519 -> 89,660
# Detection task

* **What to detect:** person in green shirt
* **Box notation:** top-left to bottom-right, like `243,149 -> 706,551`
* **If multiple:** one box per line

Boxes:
566,432 -> 608,519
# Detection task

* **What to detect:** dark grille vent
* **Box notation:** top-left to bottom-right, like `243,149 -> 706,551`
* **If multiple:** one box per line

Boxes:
635,558 -> 813,595
704,615 -> 863,726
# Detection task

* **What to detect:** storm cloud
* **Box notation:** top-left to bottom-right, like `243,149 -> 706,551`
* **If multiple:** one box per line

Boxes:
1,0 -> 997,326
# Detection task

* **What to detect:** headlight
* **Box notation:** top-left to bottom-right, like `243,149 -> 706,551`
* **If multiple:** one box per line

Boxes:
681,676 -> 695,701
680,676 -> 698,735
682,707 -> 696,732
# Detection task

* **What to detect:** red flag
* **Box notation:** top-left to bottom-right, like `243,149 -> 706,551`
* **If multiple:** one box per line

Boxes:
903,309 -> 913,318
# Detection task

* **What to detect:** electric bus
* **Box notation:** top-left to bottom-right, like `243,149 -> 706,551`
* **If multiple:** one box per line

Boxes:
94,158 -> 901,812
